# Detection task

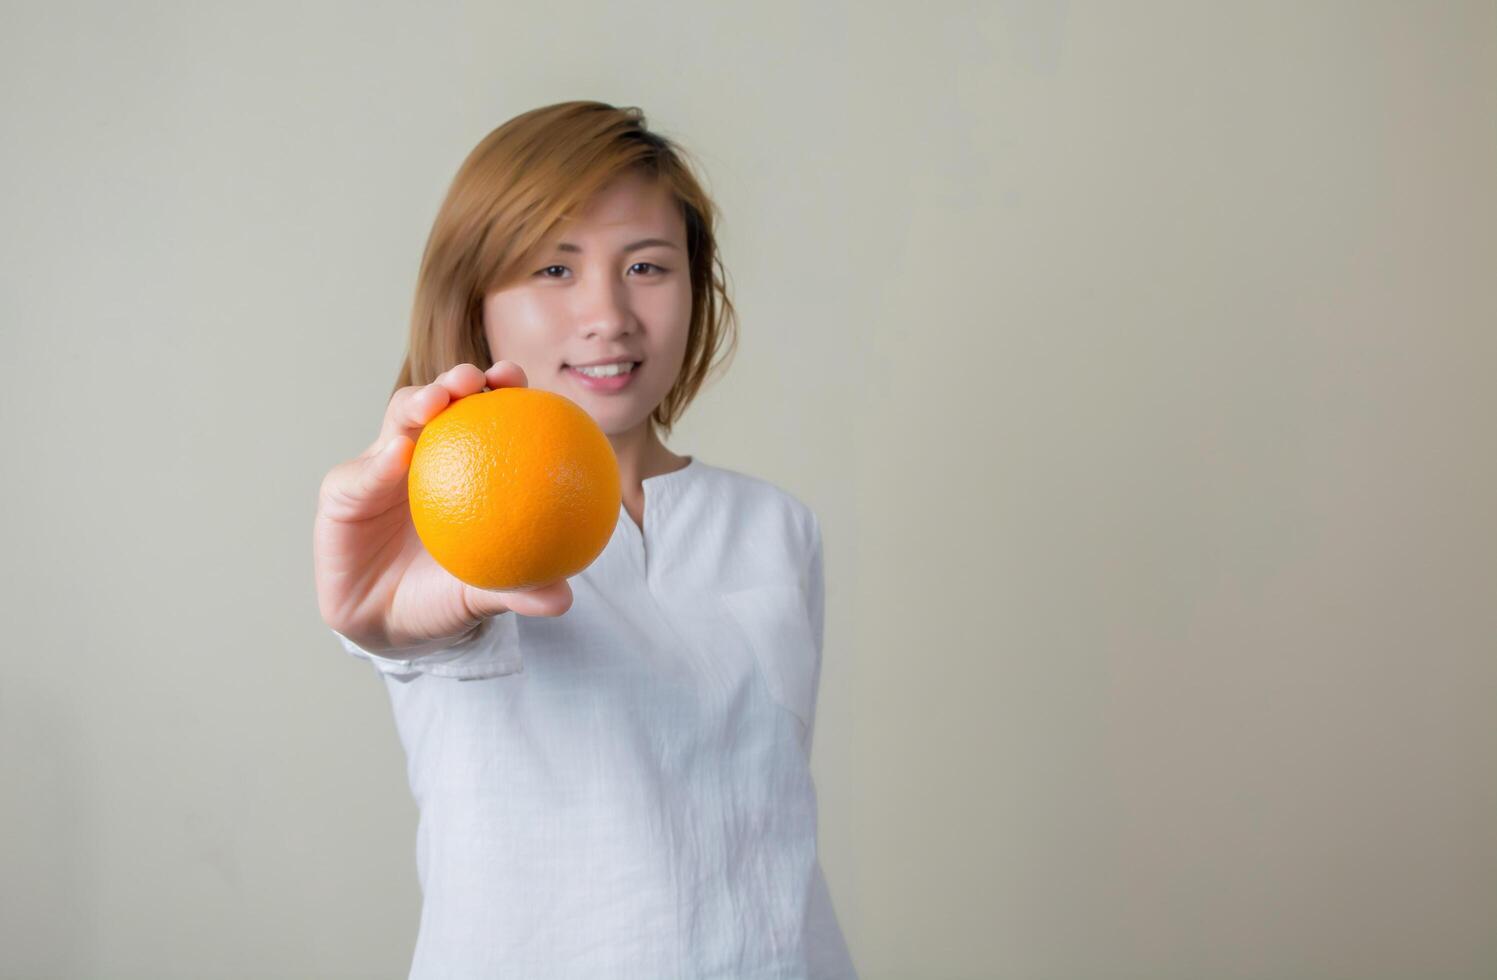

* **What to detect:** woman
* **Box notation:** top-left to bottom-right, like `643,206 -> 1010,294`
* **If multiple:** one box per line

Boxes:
312,100 -> 857,978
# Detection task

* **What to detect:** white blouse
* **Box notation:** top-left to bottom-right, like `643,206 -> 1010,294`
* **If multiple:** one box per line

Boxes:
333,456 -> 858,979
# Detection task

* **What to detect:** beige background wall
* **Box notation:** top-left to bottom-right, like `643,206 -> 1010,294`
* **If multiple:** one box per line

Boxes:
2,1 -> 1493,977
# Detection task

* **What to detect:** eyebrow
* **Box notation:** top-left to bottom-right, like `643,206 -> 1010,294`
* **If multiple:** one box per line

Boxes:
551,237 -> 681,254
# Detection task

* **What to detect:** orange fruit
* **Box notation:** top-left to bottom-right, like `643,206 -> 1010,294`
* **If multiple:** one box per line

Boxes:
407,387 -> 621,591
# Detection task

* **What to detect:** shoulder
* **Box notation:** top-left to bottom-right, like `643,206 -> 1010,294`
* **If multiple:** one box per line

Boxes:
690,459 -> 821,557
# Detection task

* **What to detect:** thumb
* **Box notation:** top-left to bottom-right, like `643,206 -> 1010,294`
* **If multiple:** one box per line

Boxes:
464,579 -> 573,619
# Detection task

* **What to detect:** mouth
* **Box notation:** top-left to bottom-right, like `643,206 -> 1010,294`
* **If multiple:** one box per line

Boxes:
563,360 -> 642,393
564,359 -> 642,369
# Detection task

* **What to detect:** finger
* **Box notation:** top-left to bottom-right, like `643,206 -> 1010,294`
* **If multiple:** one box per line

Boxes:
484,359 -> 528,391
366,384 -> 442,457
321,434 -> 413,517
436,362 -> 489,399
374,364 -> 487,454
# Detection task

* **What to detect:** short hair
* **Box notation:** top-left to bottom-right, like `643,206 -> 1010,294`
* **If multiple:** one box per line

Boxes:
393,100 -> 738,438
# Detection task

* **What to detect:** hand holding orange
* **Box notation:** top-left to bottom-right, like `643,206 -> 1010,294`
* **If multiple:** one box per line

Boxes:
314,362 -> 580,658
408,385 -> 621,591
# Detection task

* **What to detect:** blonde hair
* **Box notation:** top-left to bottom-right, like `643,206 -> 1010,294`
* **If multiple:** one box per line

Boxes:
393,101 -> 738,438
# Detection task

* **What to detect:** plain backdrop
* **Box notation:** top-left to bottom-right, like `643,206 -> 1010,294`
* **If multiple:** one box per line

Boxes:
2,2 -> 1494,978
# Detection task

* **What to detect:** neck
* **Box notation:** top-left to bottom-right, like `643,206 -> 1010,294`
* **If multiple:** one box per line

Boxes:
608,419 -> 689,500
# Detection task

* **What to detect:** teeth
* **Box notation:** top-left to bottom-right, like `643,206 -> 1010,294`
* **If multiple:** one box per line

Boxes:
575,362 -> 634,378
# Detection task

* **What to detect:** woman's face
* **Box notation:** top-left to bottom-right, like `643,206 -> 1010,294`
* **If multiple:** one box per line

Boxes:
482,171 -> 693,438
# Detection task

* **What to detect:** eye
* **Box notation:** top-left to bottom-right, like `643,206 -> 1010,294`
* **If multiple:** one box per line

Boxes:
534,263 -> 668,279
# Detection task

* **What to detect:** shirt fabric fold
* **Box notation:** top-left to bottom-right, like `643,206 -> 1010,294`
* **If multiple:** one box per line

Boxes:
334,456 -> 858,979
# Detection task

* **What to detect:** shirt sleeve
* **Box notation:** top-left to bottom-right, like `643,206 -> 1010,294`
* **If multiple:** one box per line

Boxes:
331,613 -> 524,683
805,510 -> 827,754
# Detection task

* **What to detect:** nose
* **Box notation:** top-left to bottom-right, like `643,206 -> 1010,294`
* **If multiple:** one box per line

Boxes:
577,274 -> 636,341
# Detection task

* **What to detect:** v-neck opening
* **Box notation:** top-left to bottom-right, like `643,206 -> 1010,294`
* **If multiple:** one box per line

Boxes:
619,455 -> 698,578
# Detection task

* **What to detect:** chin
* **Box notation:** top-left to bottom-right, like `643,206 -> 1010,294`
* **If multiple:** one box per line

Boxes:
594,411 -> 654,440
